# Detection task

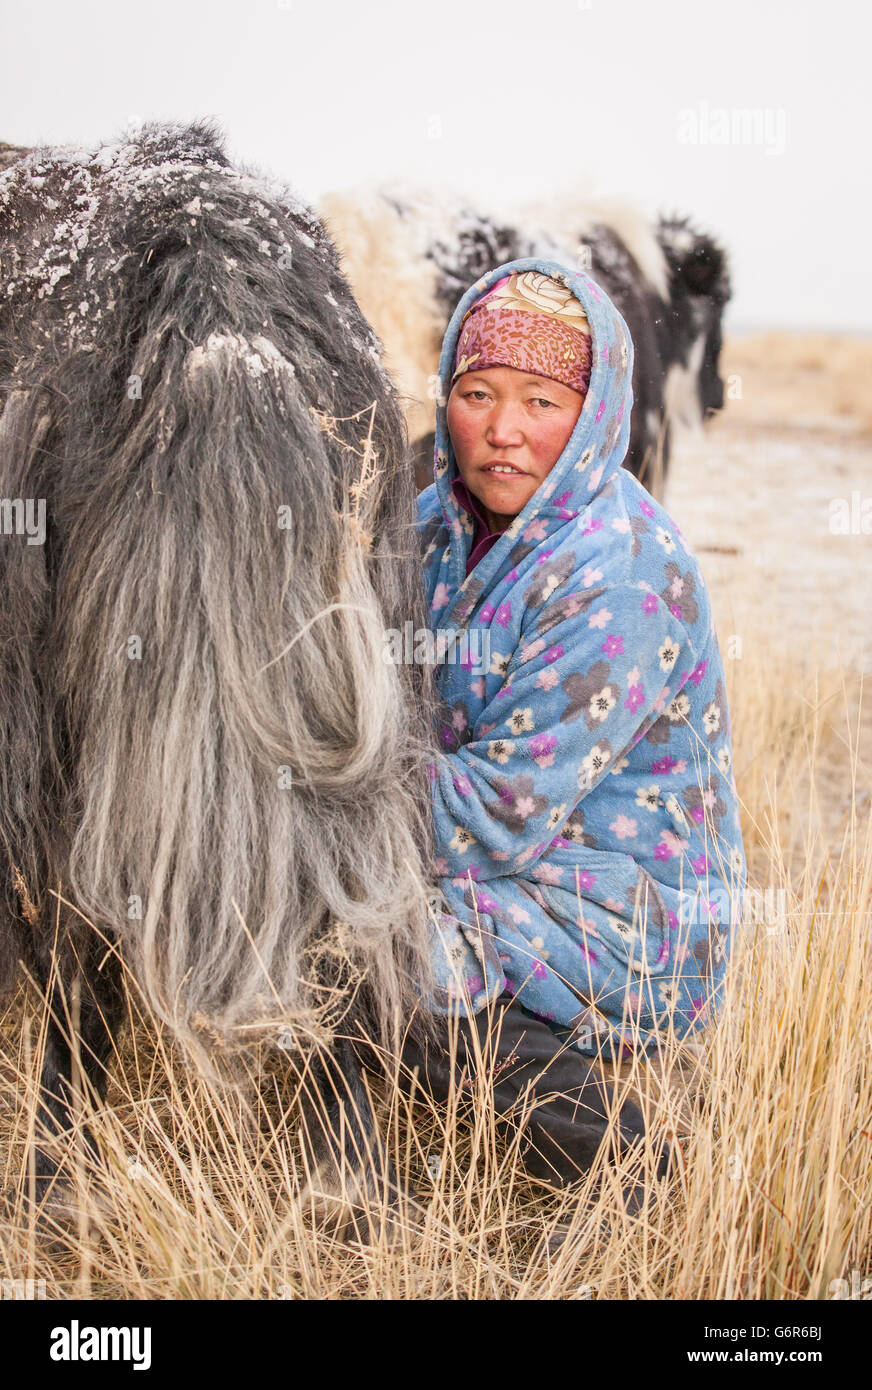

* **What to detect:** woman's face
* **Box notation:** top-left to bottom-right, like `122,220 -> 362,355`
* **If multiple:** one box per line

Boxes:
446,367 -> 585,533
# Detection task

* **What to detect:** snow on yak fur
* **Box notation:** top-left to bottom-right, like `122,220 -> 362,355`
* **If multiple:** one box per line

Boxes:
0,122 -> 437,1190
319,184 -> 730,497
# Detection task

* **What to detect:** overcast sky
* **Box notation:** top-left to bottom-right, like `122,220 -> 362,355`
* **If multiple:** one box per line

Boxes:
3,0 -> 870,331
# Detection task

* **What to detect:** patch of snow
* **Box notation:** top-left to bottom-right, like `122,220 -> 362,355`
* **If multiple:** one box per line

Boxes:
184,331 -> 296,383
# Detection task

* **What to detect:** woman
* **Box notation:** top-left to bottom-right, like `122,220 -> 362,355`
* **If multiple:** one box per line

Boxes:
404,259 -> 746,1186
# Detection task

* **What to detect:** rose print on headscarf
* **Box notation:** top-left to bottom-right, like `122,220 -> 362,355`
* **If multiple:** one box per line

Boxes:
560,659 -> 621,732
660,562 -> 699,626
485,773 -> 549,834
452,270 -> 593,397
486,269 -> 589,322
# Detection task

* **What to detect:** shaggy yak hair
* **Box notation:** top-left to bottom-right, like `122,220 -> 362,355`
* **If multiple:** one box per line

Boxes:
0,120 -> 438,1210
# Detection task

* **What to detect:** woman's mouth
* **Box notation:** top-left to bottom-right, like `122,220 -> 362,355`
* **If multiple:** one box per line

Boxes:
482,462 -> 526,476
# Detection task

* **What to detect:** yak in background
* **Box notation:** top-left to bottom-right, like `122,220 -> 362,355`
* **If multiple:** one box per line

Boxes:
319,185 -> 731,498
0,144 -> 31,172
0,121 -> 438,1216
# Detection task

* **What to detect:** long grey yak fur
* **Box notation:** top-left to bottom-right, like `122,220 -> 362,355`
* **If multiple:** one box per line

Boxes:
0,120 -> 438,1200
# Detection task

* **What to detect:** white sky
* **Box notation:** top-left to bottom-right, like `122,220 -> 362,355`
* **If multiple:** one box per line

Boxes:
3,0 -> 870,331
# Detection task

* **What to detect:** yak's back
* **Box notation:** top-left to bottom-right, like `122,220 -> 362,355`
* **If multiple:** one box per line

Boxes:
0,122 -> 385,390
0,122 -> 436,1057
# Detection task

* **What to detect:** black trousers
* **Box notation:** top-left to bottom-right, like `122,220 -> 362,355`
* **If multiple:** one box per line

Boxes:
397,992 -> 673,1192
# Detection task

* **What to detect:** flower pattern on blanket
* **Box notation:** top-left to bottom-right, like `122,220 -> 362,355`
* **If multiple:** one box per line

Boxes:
418,256 -> 746,1055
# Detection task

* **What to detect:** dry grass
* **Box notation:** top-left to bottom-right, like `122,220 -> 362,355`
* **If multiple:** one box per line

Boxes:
0,624 -> 870,1300
1,331 -> 870,1299
722,332 -> 872,434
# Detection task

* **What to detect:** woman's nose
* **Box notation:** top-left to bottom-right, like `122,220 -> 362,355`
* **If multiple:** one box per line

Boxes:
485,402 -> 524,445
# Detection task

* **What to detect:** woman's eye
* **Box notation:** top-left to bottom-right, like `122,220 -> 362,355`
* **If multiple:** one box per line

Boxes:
462,391 -> 555,407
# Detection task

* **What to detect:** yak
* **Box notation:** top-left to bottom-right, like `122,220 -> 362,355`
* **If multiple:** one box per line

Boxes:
319,185 -> 731,498
0,121 -> 438,1224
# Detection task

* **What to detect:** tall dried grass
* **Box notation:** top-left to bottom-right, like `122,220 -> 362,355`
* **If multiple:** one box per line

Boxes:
1,610 -> 869,1300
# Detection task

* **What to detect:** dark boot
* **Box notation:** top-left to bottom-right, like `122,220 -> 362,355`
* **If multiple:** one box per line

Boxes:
398,992 -> 673,1190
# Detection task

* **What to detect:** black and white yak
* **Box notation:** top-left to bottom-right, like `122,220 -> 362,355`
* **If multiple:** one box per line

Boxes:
0,121 -> 439,1223
319,186 -> 731,497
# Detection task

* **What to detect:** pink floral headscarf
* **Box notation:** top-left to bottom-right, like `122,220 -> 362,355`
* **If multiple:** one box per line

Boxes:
452,269 -> 592,398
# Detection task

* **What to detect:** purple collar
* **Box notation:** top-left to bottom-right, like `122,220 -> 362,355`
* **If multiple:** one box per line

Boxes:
451,476 -> 507,577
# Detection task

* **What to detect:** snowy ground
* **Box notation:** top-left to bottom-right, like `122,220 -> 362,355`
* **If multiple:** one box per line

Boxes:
663,334 -> 872,856
668,416 -> 871,676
